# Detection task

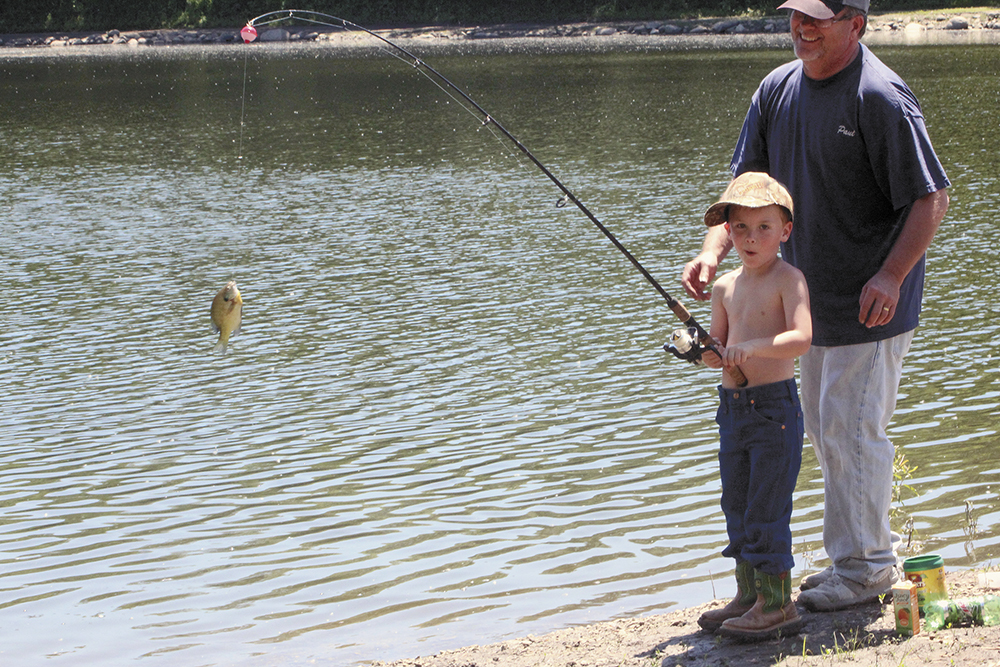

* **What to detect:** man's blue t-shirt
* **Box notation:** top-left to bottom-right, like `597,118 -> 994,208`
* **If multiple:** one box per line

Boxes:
731,45 -> 950,346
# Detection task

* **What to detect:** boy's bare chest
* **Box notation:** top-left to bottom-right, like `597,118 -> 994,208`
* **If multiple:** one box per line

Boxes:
724,279 -> 787,342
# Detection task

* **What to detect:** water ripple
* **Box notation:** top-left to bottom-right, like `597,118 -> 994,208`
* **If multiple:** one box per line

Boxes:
2,44 -> 998,667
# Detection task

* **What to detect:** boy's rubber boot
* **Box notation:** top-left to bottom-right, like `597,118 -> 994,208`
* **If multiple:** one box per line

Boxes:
697,561 -> 757,632
718,570 -> 805,641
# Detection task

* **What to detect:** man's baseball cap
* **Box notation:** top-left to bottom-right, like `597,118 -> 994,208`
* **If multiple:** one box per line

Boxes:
704,172 -> 794,227
777,0 -> 869,20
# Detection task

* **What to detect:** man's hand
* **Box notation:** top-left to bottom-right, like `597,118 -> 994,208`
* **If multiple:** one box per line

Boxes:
682,224 -> 732,300
682,252 -> 720,301
859,269 -> 902,328
860,188 -> 948,328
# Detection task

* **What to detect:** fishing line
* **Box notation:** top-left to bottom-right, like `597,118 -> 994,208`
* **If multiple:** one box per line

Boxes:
237,49 -> 249,161
241,10 -> 747,387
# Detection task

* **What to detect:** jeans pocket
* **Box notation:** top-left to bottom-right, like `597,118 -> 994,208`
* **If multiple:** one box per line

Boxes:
750,400 -> 794,429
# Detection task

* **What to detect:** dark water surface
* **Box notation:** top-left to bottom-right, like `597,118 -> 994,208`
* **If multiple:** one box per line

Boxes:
1,34 -> 998,666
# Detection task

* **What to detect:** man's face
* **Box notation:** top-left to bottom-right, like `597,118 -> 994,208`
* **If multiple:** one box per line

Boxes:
789,9 -> 863,79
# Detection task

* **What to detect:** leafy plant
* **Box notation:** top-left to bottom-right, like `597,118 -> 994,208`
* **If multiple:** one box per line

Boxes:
891,446 -> 918,519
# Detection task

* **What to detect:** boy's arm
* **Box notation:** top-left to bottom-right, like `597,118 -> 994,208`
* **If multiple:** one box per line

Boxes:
702,277 -> 730,370
721,269 -> 812,367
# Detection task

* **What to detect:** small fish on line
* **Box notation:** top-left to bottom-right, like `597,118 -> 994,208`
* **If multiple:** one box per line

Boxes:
211,281 -> 243,353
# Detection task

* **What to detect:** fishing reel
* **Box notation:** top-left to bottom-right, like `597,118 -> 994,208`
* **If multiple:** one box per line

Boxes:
664,327 -> 705,364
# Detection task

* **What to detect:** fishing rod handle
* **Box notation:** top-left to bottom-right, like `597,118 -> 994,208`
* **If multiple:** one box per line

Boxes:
707,343 -> 749,388
669,301 -> 749,388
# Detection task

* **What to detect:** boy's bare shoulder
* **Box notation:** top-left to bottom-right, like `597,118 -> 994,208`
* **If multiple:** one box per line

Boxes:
713,266 -> 742,290
773,259 -> 807,285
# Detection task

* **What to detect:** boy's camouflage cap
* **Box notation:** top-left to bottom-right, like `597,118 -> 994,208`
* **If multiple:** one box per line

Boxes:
704,172 -> 794,227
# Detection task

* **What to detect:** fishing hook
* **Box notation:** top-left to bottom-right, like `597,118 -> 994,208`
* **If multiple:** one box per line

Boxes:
242,10 -> 747,387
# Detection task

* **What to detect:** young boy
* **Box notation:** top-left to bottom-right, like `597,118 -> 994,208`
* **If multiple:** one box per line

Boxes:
695,172 -> 812,640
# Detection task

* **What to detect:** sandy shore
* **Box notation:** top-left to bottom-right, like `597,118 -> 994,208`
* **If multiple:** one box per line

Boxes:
368,570 -> 1000,667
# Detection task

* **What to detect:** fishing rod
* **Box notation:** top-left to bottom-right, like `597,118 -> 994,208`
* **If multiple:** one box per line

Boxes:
241,10 -> 747,388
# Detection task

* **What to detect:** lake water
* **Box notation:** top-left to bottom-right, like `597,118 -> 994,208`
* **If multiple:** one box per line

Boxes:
1,30 -> 998,667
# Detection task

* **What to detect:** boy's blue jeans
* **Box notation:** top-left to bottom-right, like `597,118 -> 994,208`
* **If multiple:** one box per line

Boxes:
716,378 -> 803,575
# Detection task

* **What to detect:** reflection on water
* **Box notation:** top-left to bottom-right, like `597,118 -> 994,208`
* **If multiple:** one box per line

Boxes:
0,36 -> 998,667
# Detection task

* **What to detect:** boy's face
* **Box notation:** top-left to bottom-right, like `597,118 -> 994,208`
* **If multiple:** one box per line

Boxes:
725,204 -> 793,269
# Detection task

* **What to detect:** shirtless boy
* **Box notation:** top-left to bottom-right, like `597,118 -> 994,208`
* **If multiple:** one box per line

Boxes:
695,172 -> 812,640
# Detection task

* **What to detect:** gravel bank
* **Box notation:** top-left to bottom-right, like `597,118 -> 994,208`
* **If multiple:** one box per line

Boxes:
1,11 -> 998,49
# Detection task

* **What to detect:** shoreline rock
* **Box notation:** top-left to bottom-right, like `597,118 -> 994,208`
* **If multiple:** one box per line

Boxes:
1,11 -> 998,49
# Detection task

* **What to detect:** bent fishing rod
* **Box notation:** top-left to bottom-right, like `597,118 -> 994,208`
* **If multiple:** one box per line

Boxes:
242,10 -> 747,388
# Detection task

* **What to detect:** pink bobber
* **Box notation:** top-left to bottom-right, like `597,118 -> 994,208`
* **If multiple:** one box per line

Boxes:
241,24 -> 258,43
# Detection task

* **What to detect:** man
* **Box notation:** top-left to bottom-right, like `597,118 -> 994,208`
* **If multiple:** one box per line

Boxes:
682,0 -> 950,612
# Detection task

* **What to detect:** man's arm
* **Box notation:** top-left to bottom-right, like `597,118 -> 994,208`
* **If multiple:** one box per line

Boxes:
860,188 -> 950,328
681,225 -> 734,301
